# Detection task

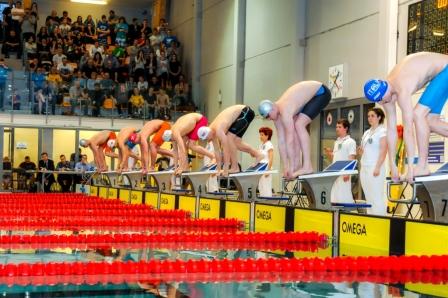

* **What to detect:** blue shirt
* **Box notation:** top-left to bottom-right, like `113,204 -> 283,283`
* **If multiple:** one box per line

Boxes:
32,73 -> 46,89
0,66 -> 10,83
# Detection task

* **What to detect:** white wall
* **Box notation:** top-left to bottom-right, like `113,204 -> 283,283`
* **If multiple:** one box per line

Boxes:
169,0 -> 195,78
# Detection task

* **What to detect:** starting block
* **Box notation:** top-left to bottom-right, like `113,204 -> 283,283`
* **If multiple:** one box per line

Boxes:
101,171 -> 120,187
298,160 -> 358,210
120,171 -> 144,189
412,163 -> 448,223
147,168 -> 175,193
229,163 -> 277,201
182,164 -> 217,196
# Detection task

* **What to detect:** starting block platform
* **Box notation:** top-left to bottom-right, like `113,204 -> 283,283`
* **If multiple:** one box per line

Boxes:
298,160 -> 358,210
386,162 -> 448,222
229,163 -> 277,201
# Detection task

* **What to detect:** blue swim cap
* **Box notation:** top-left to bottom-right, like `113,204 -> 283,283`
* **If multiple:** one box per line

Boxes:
364,79 -> 388,102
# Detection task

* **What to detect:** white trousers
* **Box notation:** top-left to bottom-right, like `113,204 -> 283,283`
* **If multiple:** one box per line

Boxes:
331,176 -> 353,204
258,174 -> 272,197
360,164 -> 386,216
207,176 -> 219,192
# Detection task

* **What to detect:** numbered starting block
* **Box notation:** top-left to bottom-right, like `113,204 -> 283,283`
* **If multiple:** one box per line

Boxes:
101,171 -> 120,187
406,163 -> 448,223
229,163 -> 277,201
120,171 -> 144,189
298,160 -> 358,210
147,168 -> 175,193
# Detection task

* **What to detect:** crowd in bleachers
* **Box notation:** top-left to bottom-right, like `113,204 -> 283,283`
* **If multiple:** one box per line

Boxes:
1,1 -> 195,117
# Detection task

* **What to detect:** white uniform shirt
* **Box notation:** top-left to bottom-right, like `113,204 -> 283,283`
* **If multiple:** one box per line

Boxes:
259,141 -> 273,164
360,126 -> 386,166
332,135 -> 356,162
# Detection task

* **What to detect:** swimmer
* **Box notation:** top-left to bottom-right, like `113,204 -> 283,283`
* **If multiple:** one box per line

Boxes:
79,130 -> 118,172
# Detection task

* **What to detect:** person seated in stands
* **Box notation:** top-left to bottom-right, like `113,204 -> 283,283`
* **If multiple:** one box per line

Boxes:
168,53 -> 182,86
75,154 -> 94,172
90,40 -> 104,58
103,60 -> 119,83
59,17 -> 71,37
36,27 -> 49,46
69,80 -> 82,115
167,40 -> 181,61
24,36 -> 37,61
144,87 -> 156,119
81,58 -> 96,79
47,66 -> 62,95
128,87 -> 144,117
56,154 -> 72,193
174,74 -> 189,107
137,76 -> 148,92
19,156 -> 36,190
87,72 -> 99,91
38,152 -> 55,192
72,70 -> 87,88
79,51 -> 90,69
156,88 -> 170,118
103,91 -> 116,110
149,76 -> 160,93
91,83 -> 104,117
37,38 -> 51,61
52,47 -> 66,66
101,72 -> 114,92
2,29 -> 21,59
93,52 -> 103,73
57,57 -> 73,82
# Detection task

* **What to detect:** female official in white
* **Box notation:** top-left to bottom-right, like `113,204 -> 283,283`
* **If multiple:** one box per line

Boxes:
358,107 -> 387,216
258,127 -> 274,197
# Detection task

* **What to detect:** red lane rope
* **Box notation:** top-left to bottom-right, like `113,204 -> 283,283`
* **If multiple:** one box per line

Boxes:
0,232 -> 327,250
0,255 -> 447,283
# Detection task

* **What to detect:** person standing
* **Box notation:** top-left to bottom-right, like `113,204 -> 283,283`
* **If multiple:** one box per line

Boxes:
324,119 -> 356,204
0,59 -> 11,111
358,108 -> 387,216
258,127 -> 274,197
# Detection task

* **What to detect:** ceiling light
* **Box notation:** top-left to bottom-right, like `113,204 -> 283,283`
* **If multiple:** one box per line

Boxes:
71,0 -> 107,4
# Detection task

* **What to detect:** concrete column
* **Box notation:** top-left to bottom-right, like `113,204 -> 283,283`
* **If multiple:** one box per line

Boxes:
378,0 -> 399,75
192,0 -> 203,107
234,0 -> 246,104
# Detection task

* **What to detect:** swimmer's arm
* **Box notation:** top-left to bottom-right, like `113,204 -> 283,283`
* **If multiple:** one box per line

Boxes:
118,139 -> 129,170
156,147 -> 174,158
383,101 -> 399,176
216,129 -> 230,170
105,151 -> 118,158
398,94 -> 416,179
275,117 -> 290,172
140,134 -> 150,170
212,138 -> 222,171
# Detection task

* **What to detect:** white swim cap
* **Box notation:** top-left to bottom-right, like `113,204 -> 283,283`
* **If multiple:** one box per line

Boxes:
163,130 -> 172,142
79,139 -> 88,147
258,100 -> 274,118
198,126 -> 211,141
107,139 -> 116,149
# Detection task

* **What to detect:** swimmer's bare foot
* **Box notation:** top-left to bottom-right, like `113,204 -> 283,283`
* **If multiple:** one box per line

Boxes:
229,166 -> 240,174
414,165 -> 430,177
292,167 -> 314,178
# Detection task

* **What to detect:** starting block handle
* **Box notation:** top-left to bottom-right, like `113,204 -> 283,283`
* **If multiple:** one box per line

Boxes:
386,180 -> 418,203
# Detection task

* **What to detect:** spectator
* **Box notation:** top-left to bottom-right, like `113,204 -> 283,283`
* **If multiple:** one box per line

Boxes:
11,88 -> 20,110
168,53 -> 181,85
157,51 -> 168,88
83,23 -> 96,44
52,47 -> 66,66
84,14 -> 95,29
36,26 -> 48,45
108,10 -> 119,42
31,2 -> 39,31
144,87 -> 156,119
24,35 -> 37,60
57,57 -> 73,82
137,76 -> 148,92
19,155 -> 36,189
81,58 -> 95,79
128,87 -> 144,117
103,48 -> 120,69
103,91 -> 116,109
11,1 -> 24,33
2,156 -> 12,190
324,119 -> 356,204
89,41 -> 104,58
101,72 -> 114,92
358,108 -> 387,216
69,80 -> 81,114
71,16 -> 83,36
103,60 -> 118,83
0,59 -> 11,111
56,154 -> 72,192
147,51 -> 157,78
3,29 -> 21,58
96,15 -> 110,46
93,52 -> 103,72
37,152 -> 55,192
47,66 -> 62,96
60,10 -> 71,24
156,88 -> 170,118
162,29 -> 179,48
149,28 -> 162,49
91,82 -> 104,117
2,2 -> 13,36
134,50 -> 146,80
87,72 -> 99,91
115,17 -> 128,47
70,147 -> 82,168
21,8 -> 36,42
141,19 -> 151,37
73,70 -> 87,88
128,18 -> 140,43
149,76 -> 160,93
59,17 -> 71,37
75,154 -> 93,171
